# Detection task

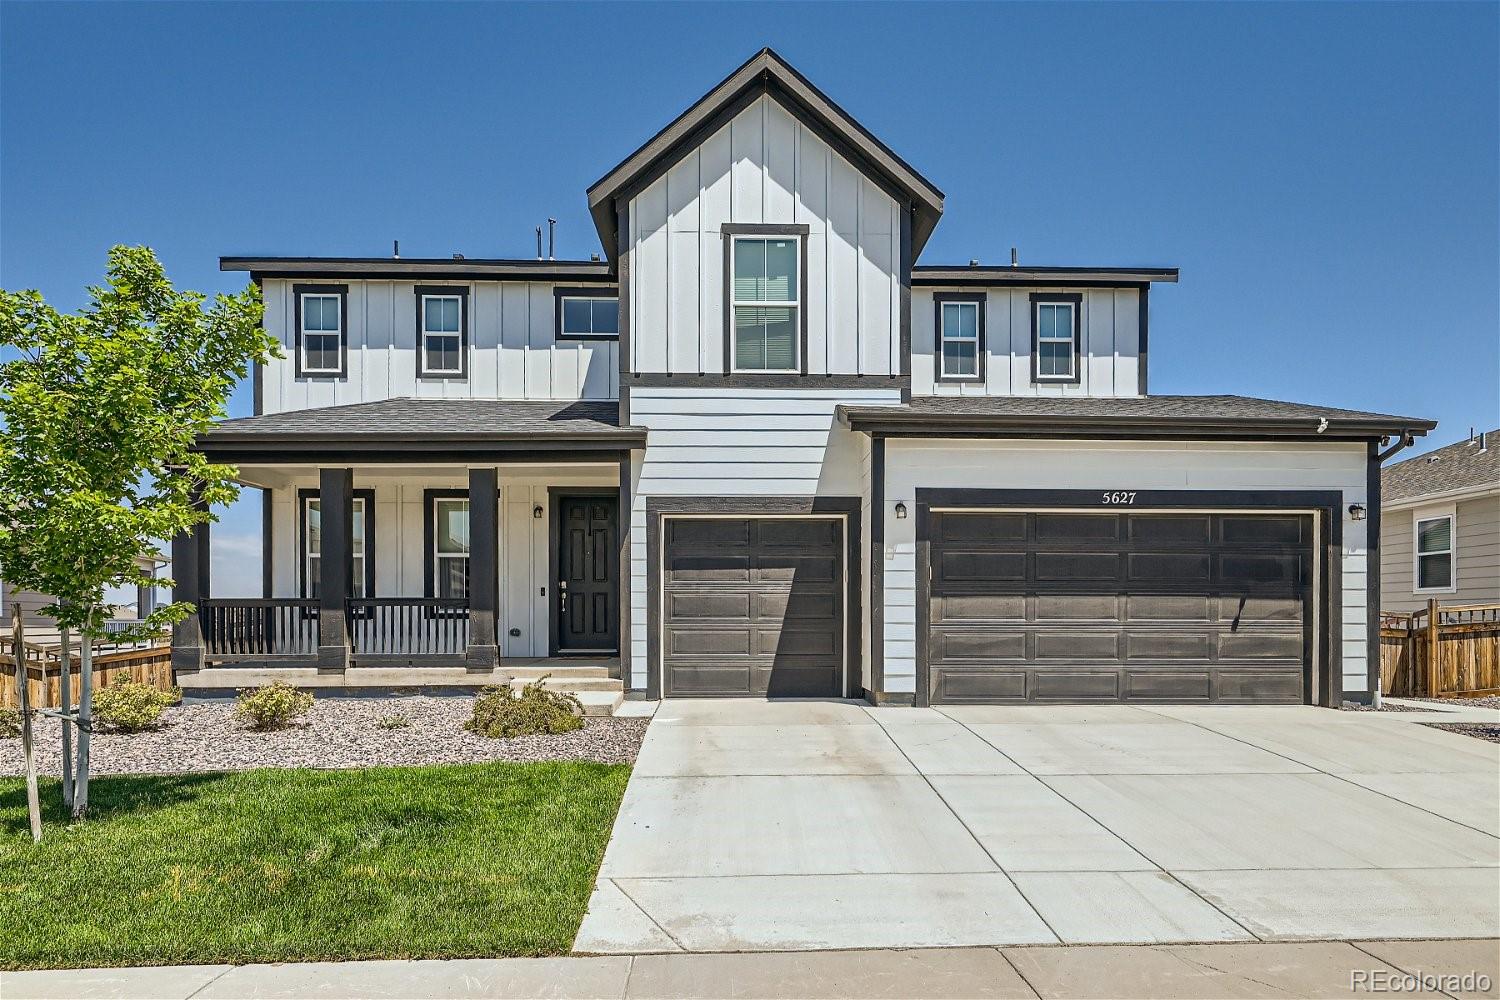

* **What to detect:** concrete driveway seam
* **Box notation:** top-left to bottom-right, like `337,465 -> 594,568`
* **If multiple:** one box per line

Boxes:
611,879 -> 691,953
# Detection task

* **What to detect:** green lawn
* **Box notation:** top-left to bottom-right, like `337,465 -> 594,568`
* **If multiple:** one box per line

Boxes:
0,762 -> 631,970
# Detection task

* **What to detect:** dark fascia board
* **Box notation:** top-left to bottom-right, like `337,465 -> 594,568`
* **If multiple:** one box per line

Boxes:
222,257 -> 617,283
913,266 -> 1179,287
197,430 -> 645,449
586,48 -> 944,265
836,408 -> 1436,441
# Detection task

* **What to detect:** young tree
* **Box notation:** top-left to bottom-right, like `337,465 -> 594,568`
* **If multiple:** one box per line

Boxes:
0,245 -> 275,821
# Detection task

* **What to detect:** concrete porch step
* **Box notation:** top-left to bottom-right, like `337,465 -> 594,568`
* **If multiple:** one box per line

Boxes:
574,689 -> 626,717
509,675 -> 624,693
503,664 -> 613,680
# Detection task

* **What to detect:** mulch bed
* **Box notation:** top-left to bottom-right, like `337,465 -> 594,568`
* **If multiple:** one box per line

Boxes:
0,695 -> 649,776
1421,723 -> 1500,744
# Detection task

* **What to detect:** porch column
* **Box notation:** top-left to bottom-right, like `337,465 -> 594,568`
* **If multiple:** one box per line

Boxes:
317,467 -> 353,671
170,489 -> 209,673
466,467 -> 500,670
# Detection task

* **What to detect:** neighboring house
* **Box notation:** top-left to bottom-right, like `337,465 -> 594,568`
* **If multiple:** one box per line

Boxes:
175,49 -> 1435,709
2,555 -> 164,635
1379,429 -> 1500,613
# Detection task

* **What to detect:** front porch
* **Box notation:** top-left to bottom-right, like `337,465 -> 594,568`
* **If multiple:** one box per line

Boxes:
175,398 -> 642,713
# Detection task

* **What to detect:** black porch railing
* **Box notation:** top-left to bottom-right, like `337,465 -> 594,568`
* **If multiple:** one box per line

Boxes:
348,598 -> 470,658
200,598 -> 319,657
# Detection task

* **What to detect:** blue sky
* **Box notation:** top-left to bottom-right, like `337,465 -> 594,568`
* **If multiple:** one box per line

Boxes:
3,2 -> 1496,597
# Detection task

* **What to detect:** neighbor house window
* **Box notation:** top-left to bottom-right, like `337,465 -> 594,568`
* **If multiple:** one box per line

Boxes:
300,490 -> 373,598
555,290 -> 619,339
1415,511 -> 1455,591
1031,293 -> 1081,382
429,495 -> 470,599
415,286 -> 467,378
295,285 -> 347,378
729,232 -> 802,372
935,294 -> 985,382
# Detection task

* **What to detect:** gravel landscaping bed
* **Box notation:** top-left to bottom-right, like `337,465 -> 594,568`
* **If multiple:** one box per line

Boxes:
1406,695 -> 1500,710
1341,700 -> 1424,712
1421,723 -> 1500,744
0,696 -> 648,776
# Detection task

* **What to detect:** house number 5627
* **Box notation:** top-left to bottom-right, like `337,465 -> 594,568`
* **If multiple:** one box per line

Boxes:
1101,491 -> 1137,505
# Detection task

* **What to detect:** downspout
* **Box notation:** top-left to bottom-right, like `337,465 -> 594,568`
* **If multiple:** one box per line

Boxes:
1367,429 -> 1422,709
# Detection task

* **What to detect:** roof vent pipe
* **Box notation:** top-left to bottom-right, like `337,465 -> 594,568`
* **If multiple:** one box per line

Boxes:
1011,247 -> 1019,267
547,218 -> 557,261
393,240 -> 400,259
536,226 -> 543,260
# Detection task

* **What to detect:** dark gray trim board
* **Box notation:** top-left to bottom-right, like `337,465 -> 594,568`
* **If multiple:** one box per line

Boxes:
869,438 -> 886,697
554,286 -> 621,341
618,455 -> 634,685
899,206 -> 912,400
627,373 -> 908,391
911,488 -> 1344,709
1366,441 -> 1382,703
291,283 -> 348,380
546,487 -> 622,657
226,257 -> 616,284
644,496 -> 863,700
296,487 -> 375,599
721,224 -> 811,376
932,292 -> 987,385
466,468 -> 500,668
1030,292 -> 1083,386
913,266 -> 1177,286
413,285 -> 470,381
422,488 -> 469,603
617,203 -> 631,424
1137,286 -> 1150,396
197,441 -> 641,466
261,486 -> 274,599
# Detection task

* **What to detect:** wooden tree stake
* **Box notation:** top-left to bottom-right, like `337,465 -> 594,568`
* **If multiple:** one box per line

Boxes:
12,603 -> 42,842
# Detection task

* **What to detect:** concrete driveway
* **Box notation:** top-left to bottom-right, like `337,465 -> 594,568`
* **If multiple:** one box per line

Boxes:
574,701 -> 1500,954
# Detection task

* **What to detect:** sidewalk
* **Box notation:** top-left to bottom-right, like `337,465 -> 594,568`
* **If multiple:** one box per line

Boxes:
5,939 -> 1496,999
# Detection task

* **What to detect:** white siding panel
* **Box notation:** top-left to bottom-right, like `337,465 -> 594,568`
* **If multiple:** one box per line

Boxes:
731,97 -> 764,222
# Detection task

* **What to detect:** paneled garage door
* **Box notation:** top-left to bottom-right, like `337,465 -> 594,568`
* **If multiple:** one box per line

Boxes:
662,516 -> 844,697
926,511 -> 1312,704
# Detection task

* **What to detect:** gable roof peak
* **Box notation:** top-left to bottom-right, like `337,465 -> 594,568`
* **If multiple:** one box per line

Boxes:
587,48 -> 944,263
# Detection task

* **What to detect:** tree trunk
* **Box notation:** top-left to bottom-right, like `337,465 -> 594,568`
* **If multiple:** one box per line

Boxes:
60,626 -> 75,810
12,604 -> 42,842
74,626 -> 93,819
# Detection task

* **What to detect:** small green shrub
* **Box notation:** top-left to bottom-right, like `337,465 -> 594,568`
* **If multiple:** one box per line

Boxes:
235,681 -> 315,731
0,707 -> 21,738
466,677 -> 584,739
376,714 -> 410,730
92,676 -> 180,732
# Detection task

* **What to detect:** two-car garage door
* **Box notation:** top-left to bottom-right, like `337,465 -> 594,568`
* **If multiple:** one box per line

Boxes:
926,510 -> 1313,704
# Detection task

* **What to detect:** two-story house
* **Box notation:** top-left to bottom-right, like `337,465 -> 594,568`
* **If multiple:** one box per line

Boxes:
175,49 -> 1435,711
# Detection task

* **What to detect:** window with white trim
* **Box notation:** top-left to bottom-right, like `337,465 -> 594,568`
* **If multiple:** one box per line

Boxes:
420,293 -> 464,376
940,300 -> 981,379
559,296 -> 619,339
432,497 -> 470,599
1035,300 -> 1077,380
731,236 -> 799,372
302,495 -> 368,598
1415,512 -> 1455,591
299,292 -> 343,375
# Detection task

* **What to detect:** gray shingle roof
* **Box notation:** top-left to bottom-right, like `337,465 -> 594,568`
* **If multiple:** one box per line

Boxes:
1382,429 -> 1500,503
203,398 -> 639,441
838,394 -> 1435,437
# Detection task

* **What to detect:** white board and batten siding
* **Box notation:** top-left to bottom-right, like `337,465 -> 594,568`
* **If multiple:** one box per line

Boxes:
911,287 -> 1143,397
879,440 -> 1374,698
625,387 -> 901,688
627,94 -> 903,377
259,279 -> 619,413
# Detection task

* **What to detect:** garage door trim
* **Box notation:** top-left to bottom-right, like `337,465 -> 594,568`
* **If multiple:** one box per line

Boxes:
913,488 -> 1343,708
646,496 -> 862,700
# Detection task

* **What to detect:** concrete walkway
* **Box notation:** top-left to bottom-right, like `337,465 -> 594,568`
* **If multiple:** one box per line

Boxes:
6,938 -> 1496,998
576,701 -> 1500,953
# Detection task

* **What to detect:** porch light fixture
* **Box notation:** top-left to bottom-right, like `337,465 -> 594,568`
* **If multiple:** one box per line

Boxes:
1347,503 -> 1366,521
894,502 -> 907,520
533,504 -> 544,519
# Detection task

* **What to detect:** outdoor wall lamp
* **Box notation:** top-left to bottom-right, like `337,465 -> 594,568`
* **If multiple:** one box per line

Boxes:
533,505 -> 544,519
1347,503 -> 1366,521
894,502 -> 908,519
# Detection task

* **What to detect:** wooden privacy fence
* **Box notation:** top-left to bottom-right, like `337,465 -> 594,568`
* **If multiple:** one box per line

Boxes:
0,635 -> 174,710
1380,602 -> 1500,698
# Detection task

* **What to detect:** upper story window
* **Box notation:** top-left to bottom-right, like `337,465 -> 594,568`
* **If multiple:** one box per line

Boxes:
934,293 -> 986,382
555,288 -> 620,340
428,493 -> 470,600
1414,509 -> 1455,592
726,226 -> 807,373
1031,293 -> 1082,383
294,284 -> 347,378
300,489 -> 373,598
415,286 -> 468,379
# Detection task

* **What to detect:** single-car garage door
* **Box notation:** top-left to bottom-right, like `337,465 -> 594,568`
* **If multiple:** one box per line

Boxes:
662,516 -> 845,697
927,511 -> 1312,704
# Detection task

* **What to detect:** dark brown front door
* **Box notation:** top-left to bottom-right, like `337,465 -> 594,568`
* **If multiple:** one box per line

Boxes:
556,495 -> 618,653
927,511 -> 1313,704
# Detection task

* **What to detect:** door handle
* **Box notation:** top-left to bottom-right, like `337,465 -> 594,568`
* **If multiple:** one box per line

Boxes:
558,580 -> 568,611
